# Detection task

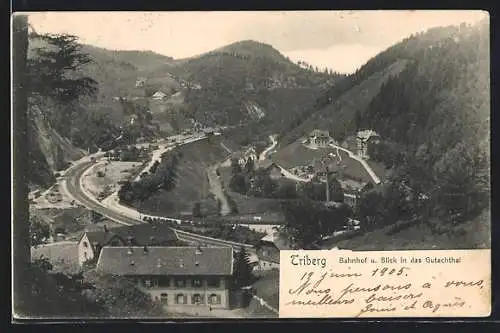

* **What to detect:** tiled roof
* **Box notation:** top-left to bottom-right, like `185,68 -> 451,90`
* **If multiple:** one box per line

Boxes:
357,130 -> 379,140
113,223 -> 179,245
260,231 -> 292,250
83,224 -> 178,247
84,230 -> 118,246
309,129 -> 330,137
96,246 -> 233,276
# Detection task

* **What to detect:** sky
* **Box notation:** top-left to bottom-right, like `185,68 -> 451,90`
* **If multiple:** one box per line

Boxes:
27,11 -> 488,74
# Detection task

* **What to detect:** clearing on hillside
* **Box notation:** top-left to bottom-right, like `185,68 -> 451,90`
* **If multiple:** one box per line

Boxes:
138,138 -> 230,216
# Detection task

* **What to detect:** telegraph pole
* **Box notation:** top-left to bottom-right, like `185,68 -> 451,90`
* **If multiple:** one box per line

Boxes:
325,165 -> 330,203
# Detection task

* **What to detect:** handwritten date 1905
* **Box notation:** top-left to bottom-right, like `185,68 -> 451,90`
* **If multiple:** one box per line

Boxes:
371,267 -> 410,277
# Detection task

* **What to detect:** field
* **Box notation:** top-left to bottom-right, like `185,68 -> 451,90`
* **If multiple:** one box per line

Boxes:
218,166 -> 285,218
86,161 -> 140,197
323,209 -> 491,251
272,141 -> 376,184
138,139 -> 230,215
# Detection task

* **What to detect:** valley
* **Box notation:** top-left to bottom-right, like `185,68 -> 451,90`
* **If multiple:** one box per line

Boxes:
20,14 -> 490,319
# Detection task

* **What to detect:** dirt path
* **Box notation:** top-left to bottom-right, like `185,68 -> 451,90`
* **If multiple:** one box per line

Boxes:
207,165 -> 230,216
259,135 -> 278,161
328,143 -> 381,184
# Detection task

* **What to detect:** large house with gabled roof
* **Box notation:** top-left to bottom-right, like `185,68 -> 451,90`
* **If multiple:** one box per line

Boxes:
78,223 -> 180,266
96,246 -> 233,309
254,231 -> 292,271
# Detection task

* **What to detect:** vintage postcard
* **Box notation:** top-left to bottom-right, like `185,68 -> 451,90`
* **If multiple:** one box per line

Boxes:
11,10 -> 490,320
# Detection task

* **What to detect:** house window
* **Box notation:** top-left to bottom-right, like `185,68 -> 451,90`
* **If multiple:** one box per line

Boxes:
160,293 -> 168,304
192,294 -> 204,305
144,279 -> 151,288
192,279 -> 202,288
152,278 -> 159,288
175,278 -> 186,288
207,277 -> 220,288
83,241 -> 88,248
208,293 -> 221,305
176,294 -> 187,304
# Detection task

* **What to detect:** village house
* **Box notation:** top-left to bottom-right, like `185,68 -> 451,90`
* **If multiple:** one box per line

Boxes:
356,129 -> 381,159
254,231 -> 292,270
307,129 -> 332,148
135,77 -> 147,88
228,146 -> 257,168
151,90 -> 168,101
96,246 -> 233,309
77,224 -> 180,266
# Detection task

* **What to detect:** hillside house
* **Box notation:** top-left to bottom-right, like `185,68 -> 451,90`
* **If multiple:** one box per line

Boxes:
356,130 -> 381,159
135,77 -> 147,88
255,232 -> 292,271
96,246 -> 233,309
308,129 -> 331,148
78,224 -> 180,266
151,91 -> 168,101
231,146 -> 257,168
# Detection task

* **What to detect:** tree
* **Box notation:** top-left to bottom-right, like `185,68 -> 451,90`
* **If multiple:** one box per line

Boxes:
299,181 -> 325,201
192,202 -> 203,218
19,259 -> 103,318
328,175 -> 344,202
232,247 -> 253,288
29,216 -> 51,247
272,181 -> 297,199
28,33 -> 97,102
280,199 -> 349,248
279,199 -> 323,249
231,158 -> 242,174
91,211 -> 103,223
149,160 -> 160,174
229,173 -> 248,194
244,157 -> 255,173
83,272 -> 165,318
27,33 -> 98,136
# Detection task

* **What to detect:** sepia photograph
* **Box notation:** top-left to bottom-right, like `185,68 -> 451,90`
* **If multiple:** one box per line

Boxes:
11,10 -> 490,320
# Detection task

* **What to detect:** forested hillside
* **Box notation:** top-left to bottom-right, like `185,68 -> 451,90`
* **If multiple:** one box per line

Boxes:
175,40 -> 344,127
26,33 -> 161,188
280,20 -> 490,241
280,21 -> 489,146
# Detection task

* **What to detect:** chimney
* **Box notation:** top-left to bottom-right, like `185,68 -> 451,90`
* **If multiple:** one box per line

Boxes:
195,246 -> 203,255
179,259 -> 184,268
127,247 -> 133,255
103,224 -> 108,233
143,245 -> 148,254
157,258 -> 162,269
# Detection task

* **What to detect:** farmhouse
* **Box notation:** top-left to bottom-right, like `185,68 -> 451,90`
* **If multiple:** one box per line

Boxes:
78,224 -> 180,266
356,129 -> 381,159
96,246 -> 233,309
230,146 -> 257,168
308,129 -> 331,148
135,77 -> 147,88
254,231 -> 292,271
151,90 -> 168,101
